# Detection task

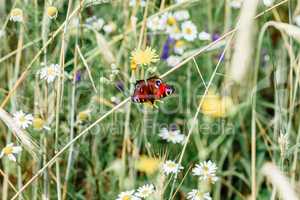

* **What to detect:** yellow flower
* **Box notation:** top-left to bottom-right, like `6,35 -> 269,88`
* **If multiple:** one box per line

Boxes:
33,117 -> 44,130
130,47 -> 159,66
47,6 -> 58,19
130,60 -> 137,71
10,8 -> 23,22
201,90 -> 233,118
77,110 -> 91,122
135,155 -> 161,175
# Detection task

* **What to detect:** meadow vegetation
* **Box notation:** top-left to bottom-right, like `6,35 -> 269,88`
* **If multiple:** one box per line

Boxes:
0,0 -> 299,200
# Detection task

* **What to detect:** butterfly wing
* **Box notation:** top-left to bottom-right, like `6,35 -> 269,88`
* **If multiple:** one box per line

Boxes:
131,79 -> 155,103
131,76 -> 175,104
146,76 -> 175,100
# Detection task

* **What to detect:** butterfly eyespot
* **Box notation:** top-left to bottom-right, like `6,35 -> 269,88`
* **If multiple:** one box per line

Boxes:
166,87 -> 174,95
155,79 -> 162,88
132,96 -> 140,103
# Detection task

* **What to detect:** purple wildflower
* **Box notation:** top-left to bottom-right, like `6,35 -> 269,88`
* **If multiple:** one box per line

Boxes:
161,37 -> 175,60
115,80 -> 124,92
75,70 -> 81,82
212,33 -> 221,41
170,124 -> 179,132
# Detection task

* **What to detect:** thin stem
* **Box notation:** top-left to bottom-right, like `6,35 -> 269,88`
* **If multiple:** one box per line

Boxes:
54,1 -> 73,199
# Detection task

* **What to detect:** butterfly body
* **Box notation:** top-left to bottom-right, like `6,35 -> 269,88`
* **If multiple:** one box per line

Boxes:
131,76 -> 175,104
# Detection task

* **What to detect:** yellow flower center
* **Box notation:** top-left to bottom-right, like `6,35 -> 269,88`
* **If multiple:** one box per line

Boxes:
122,195 -> 130,200
19,115 -> 26,123
196,191 -> 204,198
47,67 -> 55,76
185,27 -> 192,35
167,17 -> 176,26
167,162 -> 176,169
11,8 -> 23,17
3,147 -> 13,155
203,166 -> 209,175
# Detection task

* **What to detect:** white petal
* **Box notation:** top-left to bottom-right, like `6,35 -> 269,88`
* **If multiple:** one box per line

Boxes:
7,143 -> 14,147
12,146 -> 22,154
7,154 -> 16,162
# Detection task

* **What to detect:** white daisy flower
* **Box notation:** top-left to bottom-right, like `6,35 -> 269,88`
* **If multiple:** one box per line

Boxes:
198,31 -> 211,41
166,55 -> 182,67
159,127 -> 185,143
0,143 -> 22,162
162,160 -> 183,175
10,8 -> 23,22
294,15 -> 300,27
39,64 -> 60,83
160,13 -> 178,33
229,0 -> 243,9
86,16 -> 105,31
174,10 -> 190,21
147,16 -> 164,31
103,22 -> 117,34
174,40 -> 186,55
116,190 -> 141,200
135,184 -> 155,198
192,160 -> 218,184
129,0 -> 147,7
263,0 -> 274,7
181,21 -> 198,41
169,27 -> 182,40
187,190 -> 212,200
13,110 -> 33,129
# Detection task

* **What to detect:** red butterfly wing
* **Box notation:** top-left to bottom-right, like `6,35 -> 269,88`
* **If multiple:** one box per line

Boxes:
131,76 -> 175,104
146,77 -> 175,100
131,80 -> 155,103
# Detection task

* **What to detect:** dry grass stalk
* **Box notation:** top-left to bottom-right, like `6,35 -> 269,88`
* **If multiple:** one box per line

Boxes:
95,33 -> 116,64
261,162 -> 299,200
0,108 -> 38,159
266,21 -> 300,43
230,0 -> 259,83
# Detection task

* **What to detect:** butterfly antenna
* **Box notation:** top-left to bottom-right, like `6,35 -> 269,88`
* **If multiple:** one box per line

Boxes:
152,103 -> 159,109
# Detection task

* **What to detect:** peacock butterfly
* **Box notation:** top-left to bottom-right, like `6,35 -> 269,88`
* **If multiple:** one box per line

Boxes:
131,76 -> 175,104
